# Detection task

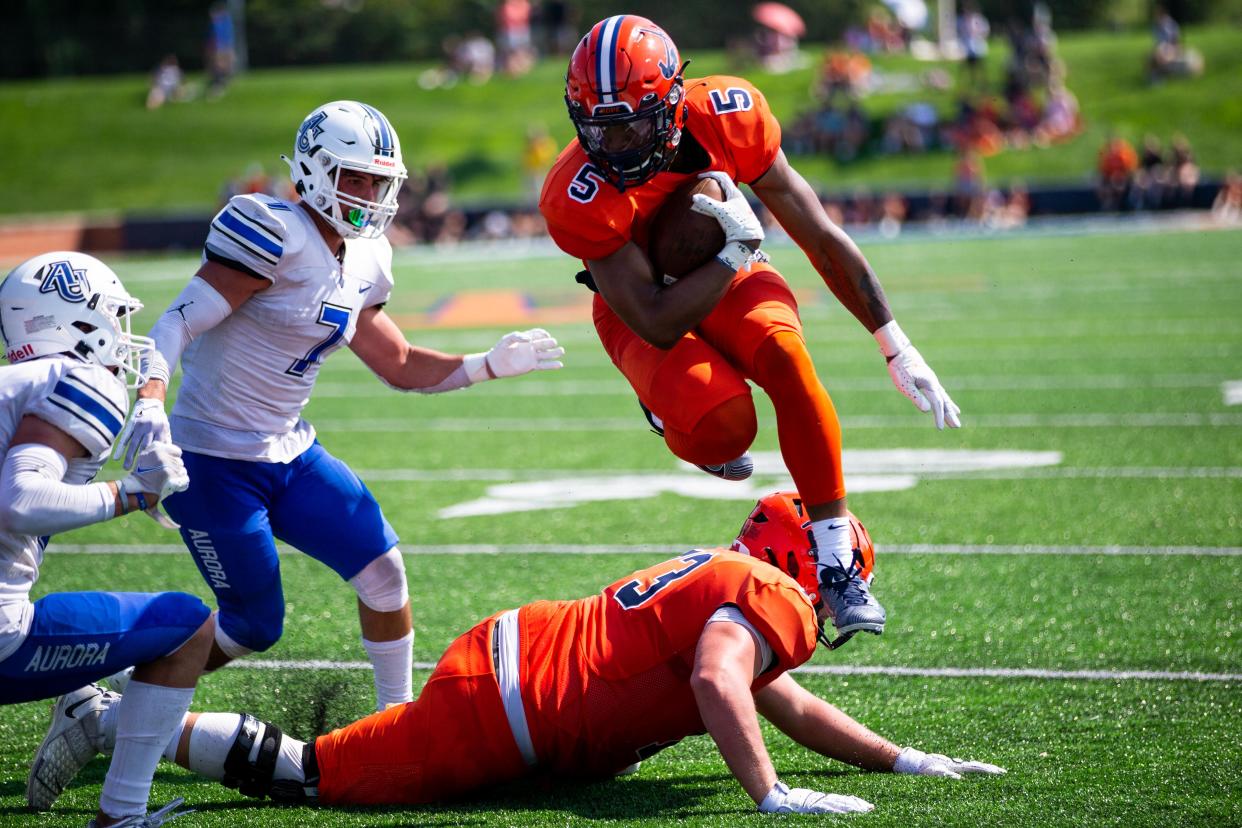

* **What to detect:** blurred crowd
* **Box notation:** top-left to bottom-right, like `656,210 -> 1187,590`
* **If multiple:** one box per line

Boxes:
1097,133 -> 1201,212
786,3 -> 1080,167
419,0 -> 577,89
212,1 -> 1232,246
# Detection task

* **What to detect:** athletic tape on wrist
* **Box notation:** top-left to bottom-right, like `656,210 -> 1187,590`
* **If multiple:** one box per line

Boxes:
715,240 -> 756,273
873,320 -> 912,359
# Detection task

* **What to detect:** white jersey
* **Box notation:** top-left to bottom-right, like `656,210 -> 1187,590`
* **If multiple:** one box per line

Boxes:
0,357 -> 127,662
171,194 -> 394,463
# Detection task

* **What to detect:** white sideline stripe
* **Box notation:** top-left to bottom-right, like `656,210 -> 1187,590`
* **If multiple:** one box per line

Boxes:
350,466 -> 1242,482
222,660 -> 1242,683
312,373 -> 1228,398
314,413 -> 1242,432
49,543 -> 1242,556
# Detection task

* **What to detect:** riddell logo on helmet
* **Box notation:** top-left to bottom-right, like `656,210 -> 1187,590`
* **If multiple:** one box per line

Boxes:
6,344 -> 34,362
372,158 -> 396,167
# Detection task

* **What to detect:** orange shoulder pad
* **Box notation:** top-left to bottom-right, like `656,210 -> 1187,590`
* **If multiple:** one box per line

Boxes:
683,76 -> 782,184
539,141 -> 634,261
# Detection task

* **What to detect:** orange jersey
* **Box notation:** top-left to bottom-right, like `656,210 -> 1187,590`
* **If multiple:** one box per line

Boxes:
517,549 -> 817,777
539,75 -> 783,262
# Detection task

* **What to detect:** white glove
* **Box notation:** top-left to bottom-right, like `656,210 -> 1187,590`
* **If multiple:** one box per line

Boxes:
466,329 -> 564,382
874,320 -> 961,430
116,442 -> 189,530
894,747 -> 1007,779
113,398 -> 172,469
758,781 -> 874,814
691,171 -> 765,246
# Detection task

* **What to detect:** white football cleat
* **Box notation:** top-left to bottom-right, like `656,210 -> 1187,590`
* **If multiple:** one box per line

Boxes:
27,684 -> 117,810
85,797 -> 194,827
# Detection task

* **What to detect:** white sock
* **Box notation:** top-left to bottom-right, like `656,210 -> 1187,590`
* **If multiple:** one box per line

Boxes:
810,516 -> 853,572
98,681 -> 195,819
363,631 -> 414,709
180,713 -> 306,783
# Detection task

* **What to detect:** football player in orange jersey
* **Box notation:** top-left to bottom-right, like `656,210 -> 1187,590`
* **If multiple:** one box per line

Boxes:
88,493 -> 1003,816
539,15 -> 963,641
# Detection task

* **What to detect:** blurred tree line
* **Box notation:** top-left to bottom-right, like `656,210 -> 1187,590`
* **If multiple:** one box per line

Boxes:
3,0 -> 1240,78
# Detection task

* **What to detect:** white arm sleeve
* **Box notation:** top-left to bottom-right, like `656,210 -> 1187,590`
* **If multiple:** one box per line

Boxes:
0,444 -> 115,536
144,276 -> 234,384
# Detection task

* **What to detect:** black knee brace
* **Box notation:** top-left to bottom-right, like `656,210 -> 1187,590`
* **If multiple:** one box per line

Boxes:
222,714 -> 282,798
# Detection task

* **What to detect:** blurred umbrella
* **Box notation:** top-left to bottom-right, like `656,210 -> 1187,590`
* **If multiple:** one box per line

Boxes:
752,2 -> 806,38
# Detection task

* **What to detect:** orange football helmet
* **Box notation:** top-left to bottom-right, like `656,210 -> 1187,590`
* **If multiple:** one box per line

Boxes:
731,491 -> 876,608
564,15 -> 688,191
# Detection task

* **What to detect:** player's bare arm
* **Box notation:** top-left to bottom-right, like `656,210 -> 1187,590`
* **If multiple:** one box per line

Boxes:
753,672 -> 899,771
750,150 -> 892,332
588,241 -> 739,349
751,150 -> 962,429
349,306 -> 463,389
754,672 -> 1006,779
690,619 -> 776,804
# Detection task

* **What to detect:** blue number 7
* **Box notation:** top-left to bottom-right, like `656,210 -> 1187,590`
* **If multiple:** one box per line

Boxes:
287,302 -> 350,377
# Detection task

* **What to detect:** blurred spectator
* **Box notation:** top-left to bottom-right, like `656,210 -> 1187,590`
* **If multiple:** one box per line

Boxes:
1169,133 -> 1200,206
953,149 -> 986,220
1097,135 -> 1138,211
521,124 -> 558,198
496,0 -> 535,76
957,4 -> 990,91
878,192 -> 907,237
1033,78 -> 1080,145
983,182 -> 1029,229
538,0 -> 578,55
456,33 -> 496,84
421,33 -> 495,88
390,166 -> 469,246
1211,171 -> 1242,223
1129,133 -> 1169,209
205,2 -> 236,100
1148,6 -> 1204,83
146,55 -> 187,110
817,51 -> 871,101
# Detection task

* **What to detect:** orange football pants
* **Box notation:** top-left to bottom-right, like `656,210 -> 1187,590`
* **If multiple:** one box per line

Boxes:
594,265 -> 846,505
314,615 -> 527,805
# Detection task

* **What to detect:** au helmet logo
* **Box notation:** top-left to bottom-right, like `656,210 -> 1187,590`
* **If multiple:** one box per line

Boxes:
639,27 -> 678,79
37,260 -> 88,303
297,111 -> 328,153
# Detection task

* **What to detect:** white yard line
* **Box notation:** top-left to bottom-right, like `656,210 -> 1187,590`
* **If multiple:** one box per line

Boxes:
348,466 -> 1242,482
50,543 -> 1242,556
223,659 -> 1241,683
1224,381 -> 1242,406
312,373 -> 1229,398
311,413 -> 1242,431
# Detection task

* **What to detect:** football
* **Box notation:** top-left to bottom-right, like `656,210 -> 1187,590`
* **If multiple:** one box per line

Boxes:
647,176 -> 726,281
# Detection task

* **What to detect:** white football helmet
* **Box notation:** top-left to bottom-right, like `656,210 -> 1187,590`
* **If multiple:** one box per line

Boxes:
0,251 -> 154,388
283,100 -> 408,240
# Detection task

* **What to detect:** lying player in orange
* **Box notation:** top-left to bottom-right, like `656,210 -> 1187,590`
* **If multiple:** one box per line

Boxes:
51,493 -> 1003,816
540,15 -> 964,641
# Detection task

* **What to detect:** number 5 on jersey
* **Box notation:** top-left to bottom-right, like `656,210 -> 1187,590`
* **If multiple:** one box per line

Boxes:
287,301 -> 350,377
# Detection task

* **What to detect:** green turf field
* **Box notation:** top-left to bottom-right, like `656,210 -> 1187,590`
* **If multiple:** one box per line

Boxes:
2,25 -> 1240,215
1,225 -> 1240,826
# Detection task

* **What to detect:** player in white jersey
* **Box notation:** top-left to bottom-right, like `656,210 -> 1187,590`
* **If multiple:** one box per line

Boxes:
0,252 -> 214,827
113,100 -> 565,710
